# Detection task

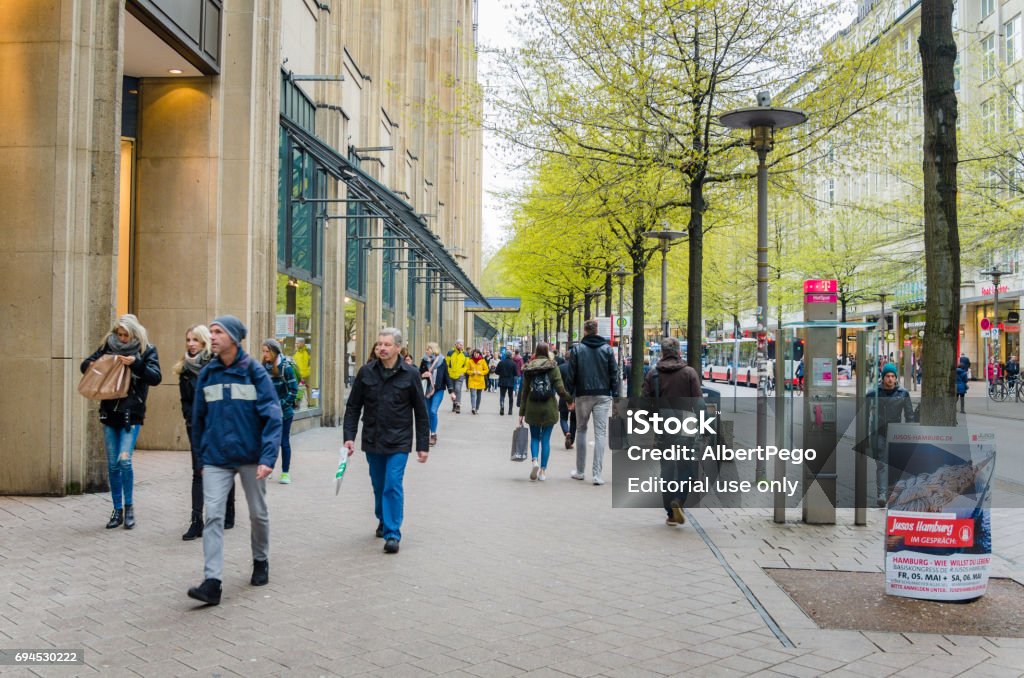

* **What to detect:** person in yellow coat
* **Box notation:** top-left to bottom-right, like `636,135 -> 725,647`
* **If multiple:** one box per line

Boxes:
445,340 -> 469,413
466,348 -> 490,414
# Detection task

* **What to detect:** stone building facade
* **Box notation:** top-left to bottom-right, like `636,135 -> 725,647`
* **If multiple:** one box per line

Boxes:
0,0 -> 485,494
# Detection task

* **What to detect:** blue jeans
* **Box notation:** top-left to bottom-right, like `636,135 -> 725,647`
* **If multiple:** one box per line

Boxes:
470,388 -> 483,411
427,390 -> 445,433
280,416 -> 293,472
529,424 -> 554,468
365,452 -> 409,541
103,424 -> 141,510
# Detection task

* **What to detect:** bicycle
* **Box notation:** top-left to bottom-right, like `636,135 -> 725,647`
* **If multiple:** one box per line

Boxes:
989,378 -> 1008,402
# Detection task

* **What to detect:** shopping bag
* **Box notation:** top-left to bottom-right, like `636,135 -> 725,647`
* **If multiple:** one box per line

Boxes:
510,426 -> 529,462
78,354 -> 131,400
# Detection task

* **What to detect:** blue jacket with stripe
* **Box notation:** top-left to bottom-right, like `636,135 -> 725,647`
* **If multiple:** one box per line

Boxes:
192,348 -> 282,470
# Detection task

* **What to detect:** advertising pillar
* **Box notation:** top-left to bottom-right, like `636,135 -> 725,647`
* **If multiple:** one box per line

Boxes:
803,280 -> 838,524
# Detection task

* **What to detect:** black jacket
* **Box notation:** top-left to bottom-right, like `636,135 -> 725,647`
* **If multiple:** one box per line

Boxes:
866,385 -> 914,437
344,360 -> 429,454
567,334 -> 620,397
81,344 -> 162,428
179,369 -> 198,423
495,357 -> 517,388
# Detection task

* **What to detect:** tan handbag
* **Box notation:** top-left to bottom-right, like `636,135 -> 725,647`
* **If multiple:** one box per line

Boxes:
78,354 -> 131,400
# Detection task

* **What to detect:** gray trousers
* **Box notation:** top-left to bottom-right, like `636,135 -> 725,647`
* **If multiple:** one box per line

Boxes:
452,374 -> 466,405
202,464 -> 269,581
575,395 -> 612,476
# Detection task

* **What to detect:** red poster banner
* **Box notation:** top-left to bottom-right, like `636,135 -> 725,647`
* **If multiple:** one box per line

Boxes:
887,515 -> 974,548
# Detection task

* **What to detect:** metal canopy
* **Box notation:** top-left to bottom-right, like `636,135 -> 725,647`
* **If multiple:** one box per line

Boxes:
280,117 -> 490,307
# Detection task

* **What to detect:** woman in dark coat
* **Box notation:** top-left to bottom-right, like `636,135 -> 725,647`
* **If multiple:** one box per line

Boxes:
518,343 -> 573,482
80,314 -> 162,530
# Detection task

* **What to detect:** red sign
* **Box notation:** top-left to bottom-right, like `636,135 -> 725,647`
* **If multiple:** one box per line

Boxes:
982,285 -> 1009,296
887,515 -> 975,548
980,318 -> 991,330
805,293 -> 837,304
804,279 -> 838,294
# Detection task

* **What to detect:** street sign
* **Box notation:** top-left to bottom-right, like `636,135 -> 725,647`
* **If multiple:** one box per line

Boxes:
992,328 -> 1000,338
980,318 -> 991,330
616,317 -> 628,328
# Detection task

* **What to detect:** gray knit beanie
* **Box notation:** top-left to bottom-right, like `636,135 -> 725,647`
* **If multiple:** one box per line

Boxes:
210,315 -> 247,345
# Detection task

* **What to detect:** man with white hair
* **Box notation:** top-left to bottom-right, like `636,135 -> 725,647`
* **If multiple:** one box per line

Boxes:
344,328 -> 430,554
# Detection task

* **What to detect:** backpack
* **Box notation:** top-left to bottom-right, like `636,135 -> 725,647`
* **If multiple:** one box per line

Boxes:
529,370 -> 555,401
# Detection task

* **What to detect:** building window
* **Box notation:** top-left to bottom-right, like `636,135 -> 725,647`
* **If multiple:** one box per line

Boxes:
982,33 -> 996,81
952,0 -> 959,31
1006,15 -> 1021,65
276,274 -> 321,414
407,252 -> 418,316
982,0 -> 994,20
382,227 -> 396,309
346,155 -> 368,297
954,52 -> 961,91
981,97 -> 996,135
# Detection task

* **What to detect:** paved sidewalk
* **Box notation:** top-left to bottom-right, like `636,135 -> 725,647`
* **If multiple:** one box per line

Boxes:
1,398 -> 1023,677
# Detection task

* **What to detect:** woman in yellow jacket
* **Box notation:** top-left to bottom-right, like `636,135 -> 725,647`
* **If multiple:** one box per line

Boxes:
466,348 -> 490,414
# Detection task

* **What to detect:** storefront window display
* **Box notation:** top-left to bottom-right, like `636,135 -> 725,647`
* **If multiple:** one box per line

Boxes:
276,274 -> 321,413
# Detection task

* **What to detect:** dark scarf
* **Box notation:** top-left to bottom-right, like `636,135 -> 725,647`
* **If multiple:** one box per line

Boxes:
106,335 -> 141,356
183,350 -> 211,376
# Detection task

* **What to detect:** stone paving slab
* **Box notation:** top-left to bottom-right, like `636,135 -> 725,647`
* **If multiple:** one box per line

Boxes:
1,397 -> 1024,676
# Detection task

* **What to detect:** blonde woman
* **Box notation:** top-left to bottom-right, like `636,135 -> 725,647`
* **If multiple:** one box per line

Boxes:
80,314 -> 162,530
422,342 -> 448,446
175,326 -> 235,539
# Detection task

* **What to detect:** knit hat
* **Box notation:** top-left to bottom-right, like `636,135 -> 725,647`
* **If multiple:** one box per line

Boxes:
210,315 -> 247,345
263,338 -> 282,356
881,363 -> 898,378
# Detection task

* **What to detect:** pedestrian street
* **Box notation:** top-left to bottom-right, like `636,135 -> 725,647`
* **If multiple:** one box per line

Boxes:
2,399 -> 1024,677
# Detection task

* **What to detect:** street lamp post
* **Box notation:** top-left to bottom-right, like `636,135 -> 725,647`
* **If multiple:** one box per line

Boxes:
613,264 -> 629,396
720,93 -> 807,494
643,229 -> 686,338
981,264 -> 1011,379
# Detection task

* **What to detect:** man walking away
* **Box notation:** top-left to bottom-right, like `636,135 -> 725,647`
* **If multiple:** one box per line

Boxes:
567,319 -> 621,485
512,349 -> 524,398
344,329 -> 429,554
188,316 -> 282,606
496,351 -> 517,415
642,337 -> 704,527
445,340 -> 469,413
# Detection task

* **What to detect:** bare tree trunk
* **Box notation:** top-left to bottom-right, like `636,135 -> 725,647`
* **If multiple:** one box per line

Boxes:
919,0 -> 961,426
630,264 -> 646,397
686,172 -> 707,372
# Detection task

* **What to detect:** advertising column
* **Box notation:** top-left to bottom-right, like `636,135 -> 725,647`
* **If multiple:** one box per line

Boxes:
803,279 -> 838,524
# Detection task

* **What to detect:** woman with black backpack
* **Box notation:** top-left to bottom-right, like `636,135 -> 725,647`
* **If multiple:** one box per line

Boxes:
518,343 -> 573,482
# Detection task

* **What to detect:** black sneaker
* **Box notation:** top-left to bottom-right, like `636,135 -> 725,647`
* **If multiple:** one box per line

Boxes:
105,509 -> 123,529
187,578 -> 222,605
384,539 -> 400,554
224,503 -> 235,530
250,559 -> 269,586
375,521 -> 384,538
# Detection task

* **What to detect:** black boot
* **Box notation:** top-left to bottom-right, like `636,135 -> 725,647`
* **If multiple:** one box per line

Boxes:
182,511 -> 203,541
375,521 -> 384,538
187,578 -> 222,605
224,501 -> 235,530
105,509 -> 123,529
123,504 -> 135,530
251,559 -> 269,586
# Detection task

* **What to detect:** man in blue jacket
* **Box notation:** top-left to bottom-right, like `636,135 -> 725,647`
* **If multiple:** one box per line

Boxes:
187,315 -> 282,606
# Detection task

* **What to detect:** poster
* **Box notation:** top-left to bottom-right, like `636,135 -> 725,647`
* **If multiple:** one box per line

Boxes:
812,358 -> 833,387
883,426 -> 995,601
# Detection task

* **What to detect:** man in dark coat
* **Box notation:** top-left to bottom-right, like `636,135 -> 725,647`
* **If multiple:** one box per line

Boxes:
344,328 -> 429,554
495,352 -> 518,415
642,336 -> 705,527
866,363 -> 914,506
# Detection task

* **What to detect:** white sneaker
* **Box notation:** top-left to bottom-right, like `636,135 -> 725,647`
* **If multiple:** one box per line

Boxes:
592,475 -> 605,486
538,469 -> 546,481
530,460 -> 539,481
570,471 -> 585,480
